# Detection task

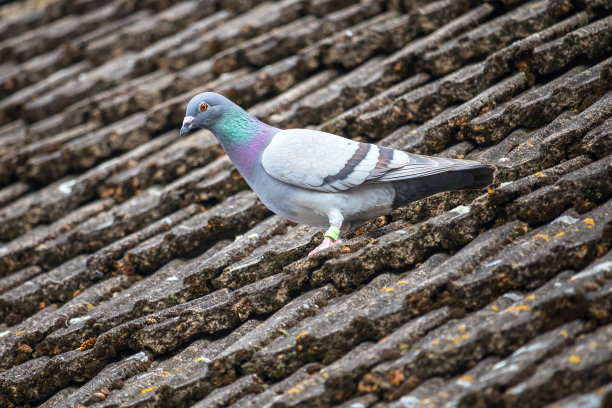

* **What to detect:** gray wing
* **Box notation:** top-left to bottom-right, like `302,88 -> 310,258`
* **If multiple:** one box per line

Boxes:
261,129 -> 483,193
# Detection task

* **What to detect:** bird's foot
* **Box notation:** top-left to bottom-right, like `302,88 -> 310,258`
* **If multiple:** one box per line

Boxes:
308,237 -> 343,256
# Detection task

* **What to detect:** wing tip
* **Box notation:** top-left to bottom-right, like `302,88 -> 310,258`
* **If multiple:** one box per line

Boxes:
465,164 -> 496,189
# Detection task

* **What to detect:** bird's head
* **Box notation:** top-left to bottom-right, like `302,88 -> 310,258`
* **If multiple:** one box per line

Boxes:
180,92 -> 235,137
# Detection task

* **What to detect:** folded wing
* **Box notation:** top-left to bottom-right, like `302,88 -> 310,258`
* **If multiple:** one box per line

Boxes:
261,129 -> 488,193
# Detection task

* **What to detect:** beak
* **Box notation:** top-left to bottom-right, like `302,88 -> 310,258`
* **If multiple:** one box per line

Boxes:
180,116 -> 194,137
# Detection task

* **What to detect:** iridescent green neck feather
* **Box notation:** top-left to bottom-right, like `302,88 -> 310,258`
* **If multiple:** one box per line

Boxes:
210,107 -> 278,177
212,107 -> 259,147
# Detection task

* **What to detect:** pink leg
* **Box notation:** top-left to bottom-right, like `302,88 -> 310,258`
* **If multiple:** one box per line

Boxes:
308,237 -> 339,256
307,222 -> 350,256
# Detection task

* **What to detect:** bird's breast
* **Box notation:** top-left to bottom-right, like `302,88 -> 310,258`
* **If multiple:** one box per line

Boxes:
252,168 -> 395,227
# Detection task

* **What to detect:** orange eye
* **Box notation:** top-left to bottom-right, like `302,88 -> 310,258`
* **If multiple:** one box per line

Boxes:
200,103 -> 208,112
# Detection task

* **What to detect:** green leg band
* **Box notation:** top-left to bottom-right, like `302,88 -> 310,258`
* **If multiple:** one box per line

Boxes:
324,226 -> 340,241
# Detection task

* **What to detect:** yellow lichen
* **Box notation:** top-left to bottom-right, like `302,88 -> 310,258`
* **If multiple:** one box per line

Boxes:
18,343 -> 32,353
583,218 -> 595,229
80,337 -> 97,351
568,355 -> 581,364
389,369 -> 404,386
141,386 -> 157,394
555,232 -> 565,238
533,234 -> 549,241
505,304 -> 530,312
296,331 -> 308,341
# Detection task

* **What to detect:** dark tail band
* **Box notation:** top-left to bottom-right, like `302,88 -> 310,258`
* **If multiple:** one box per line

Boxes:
392,164 -> 495,207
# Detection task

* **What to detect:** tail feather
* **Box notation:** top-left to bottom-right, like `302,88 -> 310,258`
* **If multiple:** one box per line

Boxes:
391,164 -> 495,207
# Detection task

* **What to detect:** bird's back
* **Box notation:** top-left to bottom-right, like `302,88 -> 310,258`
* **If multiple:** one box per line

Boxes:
261,128 -> 495,198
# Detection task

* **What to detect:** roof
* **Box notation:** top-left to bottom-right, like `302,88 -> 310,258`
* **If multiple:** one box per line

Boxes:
0,0 -> 611,407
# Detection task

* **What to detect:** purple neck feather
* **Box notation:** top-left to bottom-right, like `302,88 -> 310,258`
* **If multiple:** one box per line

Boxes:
211,109 -> 279,178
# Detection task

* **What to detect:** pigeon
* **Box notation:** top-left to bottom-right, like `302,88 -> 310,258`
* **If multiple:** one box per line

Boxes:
181,92 -> 495,256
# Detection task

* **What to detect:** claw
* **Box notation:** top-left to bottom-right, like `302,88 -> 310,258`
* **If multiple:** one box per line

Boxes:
308,237 -> 342,256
